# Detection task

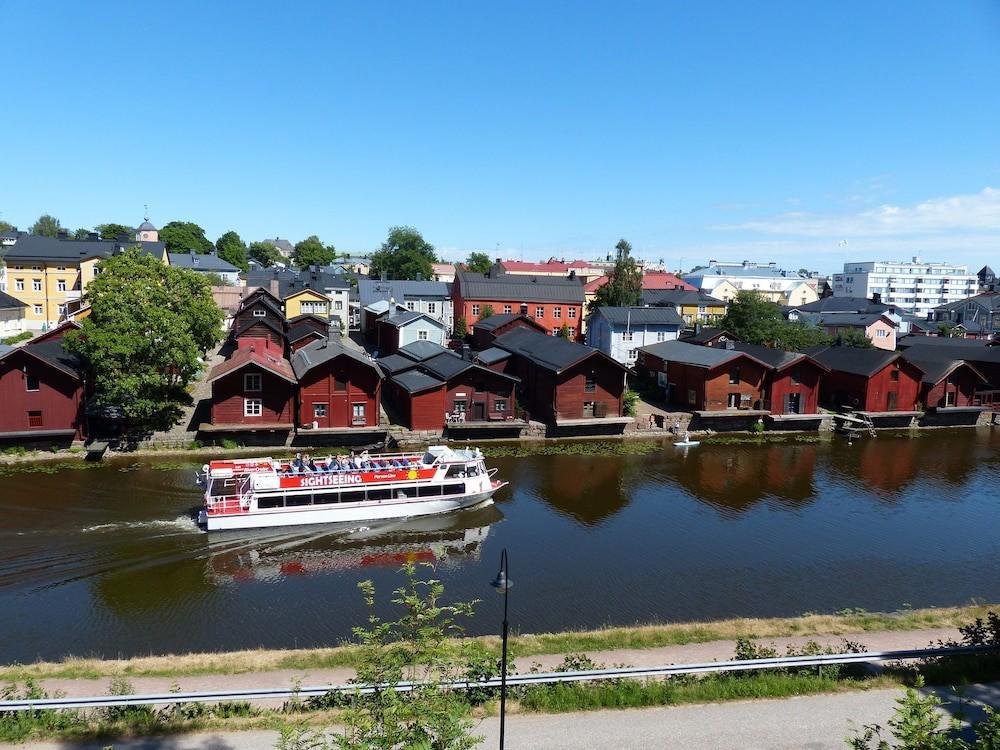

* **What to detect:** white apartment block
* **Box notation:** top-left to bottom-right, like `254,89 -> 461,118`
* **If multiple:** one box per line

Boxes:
832,258 -> 978,319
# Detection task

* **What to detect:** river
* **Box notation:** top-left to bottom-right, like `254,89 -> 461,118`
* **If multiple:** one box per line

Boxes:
3,430 -> 1000,663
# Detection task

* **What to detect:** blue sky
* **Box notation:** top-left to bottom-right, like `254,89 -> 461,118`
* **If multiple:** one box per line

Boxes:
1,1 -> 999,273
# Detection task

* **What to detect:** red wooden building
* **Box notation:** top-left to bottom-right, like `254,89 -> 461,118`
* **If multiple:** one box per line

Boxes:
291,339 -> 382,429
453,268 -> 585,341
808,346 -> 923,412
727,342 -> 827,415
0,324 -> 86,443
493,327 -> 628,423
205,340 -> 296,431
232,288 -> 285,333
900,354 -> 987,409
636,340 -> 769,411
232,317 -> 286,352
287,318 -> 328,353
470,313 -> 547,350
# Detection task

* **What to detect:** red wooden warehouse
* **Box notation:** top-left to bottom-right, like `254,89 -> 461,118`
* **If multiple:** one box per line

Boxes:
204,340 -> 297,432
0,324 -> 86,444
291,339 -> 383,429
900,353 -> 987,409
470,313 -> 547,350
808,346 -> 923,413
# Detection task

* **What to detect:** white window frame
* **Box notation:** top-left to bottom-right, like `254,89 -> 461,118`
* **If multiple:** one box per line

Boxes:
15,279 -> 24,291
568,308 -> 576,319
32,279 -> 42,292
33,304 -> 43,315
471,304 -> 480,317
313,403 -> 328,418
553,307 -> 562,318
244,398 -> 263,417
253,308 -> 266,317
244,373 -> 262,391
57,279 -> 67,292
503,305 -> 512,314
536,306 -> 545,318
418,330 -> 429,340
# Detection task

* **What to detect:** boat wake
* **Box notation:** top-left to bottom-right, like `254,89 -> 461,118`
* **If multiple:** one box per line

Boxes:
81,516 -> 200,534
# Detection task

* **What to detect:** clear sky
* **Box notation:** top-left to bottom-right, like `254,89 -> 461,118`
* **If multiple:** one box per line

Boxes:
2,1 -> 999,273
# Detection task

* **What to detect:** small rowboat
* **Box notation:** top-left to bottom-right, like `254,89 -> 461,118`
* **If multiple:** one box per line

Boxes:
674,440 -> 700,448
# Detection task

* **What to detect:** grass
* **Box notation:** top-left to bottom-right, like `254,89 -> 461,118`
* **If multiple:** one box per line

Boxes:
480,440 -> 663,458
0,604 -> 991,683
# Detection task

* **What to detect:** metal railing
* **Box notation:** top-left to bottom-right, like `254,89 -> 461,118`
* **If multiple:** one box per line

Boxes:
1,644 -> 994,712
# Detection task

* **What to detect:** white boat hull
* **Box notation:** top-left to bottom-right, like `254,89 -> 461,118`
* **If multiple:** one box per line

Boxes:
202,488 -> 500,532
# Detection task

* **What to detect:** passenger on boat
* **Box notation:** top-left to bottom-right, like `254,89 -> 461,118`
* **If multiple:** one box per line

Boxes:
307,456 -> 319,473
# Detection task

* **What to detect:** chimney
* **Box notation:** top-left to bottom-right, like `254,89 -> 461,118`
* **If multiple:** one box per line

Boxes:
57,228 -> 69,239
724,340 -> 735,350
872,292 -> 882,304
87,232 -> 99,241
768,261 -> 776,267
569,269 -> 576,279
415,272 -> 423,281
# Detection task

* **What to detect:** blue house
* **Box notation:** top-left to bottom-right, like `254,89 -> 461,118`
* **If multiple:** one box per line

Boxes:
586,306 -> 684,366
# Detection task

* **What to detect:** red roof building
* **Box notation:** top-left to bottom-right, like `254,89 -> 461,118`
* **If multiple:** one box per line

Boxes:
205,341 -> 296,432
470,313 -> 547,350
808,346 -> 923,413
641,272 -> 697,291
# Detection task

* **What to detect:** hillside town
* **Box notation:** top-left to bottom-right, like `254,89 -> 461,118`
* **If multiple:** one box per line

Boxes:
2,216 -> 998,450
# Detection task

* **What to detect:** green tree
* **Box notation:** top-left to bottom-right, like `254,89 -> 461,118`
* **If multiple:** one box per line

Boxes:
370,226 -> 437,280
0,220 -> 14,235
95,223 -> 133,240
465,251 -> 492,274
478,304 -> 495,321
292,235 -> 336,268
73,228 -> 91,240
772,320 -> 831,351
279,564 -> 481,750
836,328 -> 874,349
216,230 -> 248,272
159,221 -> 213,253
65,248 -> 223,431
719,290 -> 783,345
31,214 -> 61,237
453,316 -> 468,339
588,239 -> 642,313
248,240 -> 284,267
559,322 -> 571,339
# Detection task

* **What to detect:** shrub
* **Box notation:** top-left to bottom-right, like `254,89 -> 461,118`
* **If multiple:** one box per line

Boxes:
220,438 -> 239,450
0,331 -> 33,345
623,389 -> 639,417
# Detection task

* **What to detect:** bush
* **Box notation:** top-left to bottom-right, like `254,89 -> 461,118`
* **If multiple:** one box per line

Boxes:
0,331 -> 33,345
220,438 -> 239,450
623,389 -> 639,417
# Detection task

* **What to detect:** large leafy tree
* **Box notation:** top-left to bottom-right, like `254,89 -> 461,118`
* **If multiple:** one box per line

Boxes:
96,223 -> 134,240
720,290 -> 831,351
465,251 -> 492,274
292,235 -> 336,268
31,214 -> 61,237
216,230 -> 248,271
0,220 -> 14,235
588,239 -> 642,312
159,221 -> 213,253
65,248 -> 223,431
371,226 -> 437,280
73,228 -> 91,240
248,240 -> 284,267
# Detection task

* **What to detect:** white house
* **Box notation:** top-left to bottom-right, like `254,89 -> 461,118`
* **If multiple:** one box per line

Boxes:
357,278 -> 453,334
684,261 -> 818,305
586,306 -> 684,366
377,311 -> 448,354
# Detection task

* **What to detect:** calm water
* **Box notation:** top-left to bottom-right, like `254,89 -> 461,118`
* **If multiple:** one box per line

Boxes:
3,430 -> 1000,663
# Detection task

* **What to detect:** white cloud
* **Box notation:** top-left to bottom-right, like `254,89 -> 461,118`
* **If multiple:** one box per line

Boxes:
715,187 -> 1000,237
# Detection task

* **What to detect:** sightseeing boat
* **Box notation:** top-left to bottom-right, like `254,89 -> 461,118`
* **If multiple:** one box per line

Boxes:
197,445 -> 506,531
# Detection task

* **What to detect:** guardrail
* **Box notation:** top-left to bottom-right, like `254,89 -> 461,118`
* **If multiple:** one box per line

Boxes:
1,644 -> 994,712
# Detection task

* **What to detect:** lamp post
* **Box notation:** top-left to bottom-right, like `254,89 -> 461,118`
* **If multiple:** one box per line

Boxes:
490,548 -> 512,750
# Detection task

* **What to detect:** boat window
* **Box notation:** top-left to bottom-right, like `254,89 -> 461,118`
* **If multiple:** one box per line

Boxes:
422,451 -> 437,464
312,492 -> 338,505
258,496 -> 284,509
340,490 -> 366,503
286,494 -> 312,507
443,482 -> 465,495
417,485 -> 443,498
367,488 -> 392,501
446,465 -> 467,478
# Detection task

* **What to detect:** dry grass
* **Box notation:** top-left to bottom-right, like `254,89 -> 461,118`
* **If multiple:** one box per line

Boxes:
0,604 -> 991,683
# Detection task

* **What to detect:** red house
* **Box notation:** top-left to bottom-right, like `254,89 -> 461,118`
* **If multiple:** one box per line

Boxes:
384,370 -> 447,431
232,288 -> 285,333
470,313 -> 547,350
493,327 -> 629,424
453,268 -> 585,341
901,354 -> 987,409
0,326 -> 86,443
727,342 -> 827,415
205,340 -> 296,431
291,339 -> 383,429
808,346 -> 923,413
232,317 -> 286,352
287,319 -> 328,353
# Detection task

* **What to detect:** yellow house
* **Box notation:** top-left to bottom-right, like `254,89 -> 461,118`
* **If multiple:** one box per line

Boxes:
640,289 -> 728,325
2,232 -> 168,330
284,288 -> 331,320
781,281 -> 820,307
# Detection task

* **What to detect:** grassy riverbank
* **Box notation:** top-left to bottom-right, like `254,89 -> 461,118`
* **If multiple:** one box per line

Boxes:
1,604 -> 991,682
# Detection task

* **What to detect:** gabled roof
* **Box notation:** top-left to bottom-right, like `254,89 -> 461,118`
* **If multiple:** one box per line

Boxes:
390,369 -> 446,394
376,353 -> 421,375
790,296 -> 889,314
287,322 -> 327,344
207,347 -> 296,384
168,251 -> 239,272
900,355 -> 986,386
591,306 -> 684,327
0,338 -> 84,380
680,327 -> 732,344
383,310 -> 445,328
285,313 -> 329,327
234,315 -> 285,339
0,291 -> 27,310
641,272 -> 697,291
238,290 -> 284,317
357,278 -> 450,308
816,312 -> 896,328
398,340 -> 456,362
495,327 -> 623,373
934,292 -> 1000,313
473,313 -> 544,332
291,338 -> 382,380
283,287 -> 330,301
728,341 -> 826,372
4,235 -> 165,262
638,339 -> 764,369
805,346 -> 912,377
456,269 -> 585,304
475,347 -> 512,365
641,289 -> 727,307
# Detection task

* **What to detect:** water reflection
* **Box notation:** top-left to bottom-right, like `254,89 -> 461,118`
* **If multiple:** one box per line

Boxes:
533,455 -> 639,525
205,503 -> 502,584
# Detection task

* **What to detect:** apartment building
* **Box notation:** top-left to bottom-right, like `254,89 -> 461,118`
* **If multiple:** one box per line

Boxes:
831,258 -> 977,318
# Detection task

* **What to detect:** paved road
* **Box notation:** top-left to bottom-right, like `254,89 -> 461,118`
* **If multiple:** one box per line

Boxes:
8,683 -> 999,750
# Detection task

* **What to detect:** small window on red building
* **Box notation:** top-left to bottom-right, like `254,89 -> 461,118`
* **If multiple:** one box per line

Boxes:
585,373 -> 597,392
890,368 -> 900,382
27,410 -> 43,427
790,367 -> 801,386
729,367 -> 740,385
335,377 -> 348,391
25,374 -> 39,392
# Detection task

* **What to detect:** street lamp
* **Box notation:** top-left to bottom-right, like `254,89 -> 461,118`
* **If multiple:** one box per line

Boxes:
490,548 -> 513,750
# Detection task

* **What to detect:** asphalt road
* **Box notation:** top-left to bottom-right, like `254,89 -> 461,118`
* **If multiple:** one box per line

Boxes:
7,683 -> 1000,750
